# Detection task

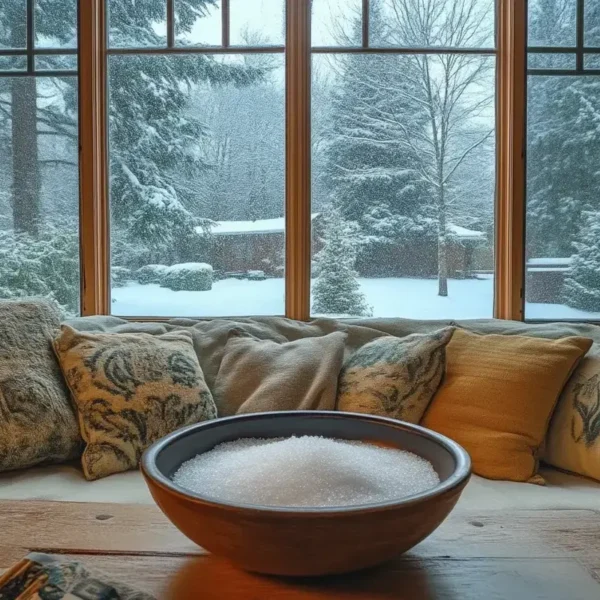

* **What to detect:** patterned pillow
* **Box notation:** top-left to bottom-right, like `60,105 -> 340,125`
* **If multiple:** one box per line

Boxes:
545,353 -> 600,482
0,300 -> 82,472
336,328 -> 455,423
54,325 -> 217,480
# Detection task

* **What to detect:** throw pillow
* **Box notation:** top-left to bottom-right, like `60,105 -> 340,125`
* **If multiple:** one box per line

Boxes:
422,328 -> 592,483
213,331 -> 347,416
0,300 -> 81,472
54,325 -> 216,480
545,353 -> 600,482
337,327 -> 455,423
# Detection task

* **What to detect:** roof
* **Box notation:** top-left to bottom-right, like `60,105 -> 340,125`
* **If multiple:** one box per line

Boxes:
198,215 -> 320,236
447,224 -> 486,240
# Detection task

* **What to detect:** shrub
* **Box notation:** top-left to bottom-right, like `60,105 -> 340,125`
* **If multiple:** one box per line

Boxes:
111,266 -> 132,288
0,227 -> 79,317
135,264 -> 169,285
162,263 -> 213,291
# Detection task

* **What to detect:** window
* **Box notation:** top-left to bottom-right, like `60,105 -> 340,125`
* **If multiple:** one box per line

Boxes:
525,0 -> 600,320
311,0 -> 496,319
2,1 -> 589,324
0,0 -> 80,316
107,0 -> 286,317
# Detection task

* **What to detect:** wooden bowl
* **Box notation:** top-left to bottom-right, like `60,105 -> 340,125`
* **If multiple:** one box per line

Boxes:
141,411 -> 471,576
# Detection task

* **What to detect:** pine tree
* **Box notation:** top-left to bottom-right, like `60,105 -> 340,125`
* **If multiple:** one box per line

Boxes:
527,0 -> 600,257
321,3 -> 430,233
563,212 -> 600,311
312,209 -> 372,317
108,0 -> 261,257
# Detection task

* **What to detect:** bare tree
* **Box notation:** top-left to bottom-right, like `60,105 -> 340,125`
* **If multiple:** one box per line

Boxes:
374,0 -> 495,296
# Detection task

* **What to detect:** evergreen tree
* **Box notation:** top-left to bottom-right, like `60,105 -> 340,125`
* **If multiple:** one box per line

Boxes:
312,209 -> 372,317
563,211 -> 600,311
321,3 -> 430,235
108,0 -> 261,258
527,0 -> 600,258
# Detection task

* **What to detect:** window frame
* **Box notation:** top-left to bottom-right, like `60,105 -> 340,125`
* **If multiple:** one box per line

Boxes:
72,0 -> 523,321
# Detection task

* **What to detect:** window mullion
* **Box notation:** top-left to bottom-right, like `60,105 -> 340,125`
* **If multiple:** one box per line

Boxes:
285,0 -> 312,321
78,0 -> 110,316
495,0 -> 526,320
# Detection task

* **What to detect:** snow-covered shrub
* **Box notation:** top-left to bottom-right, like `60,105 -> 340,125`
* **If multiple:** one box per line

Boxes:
563,211 -> 600,311
312,209 -> 372,317
111,266 -> 132,288
162,263 -> 213,292
135,264 -> 169,285
0,227 -> 79,316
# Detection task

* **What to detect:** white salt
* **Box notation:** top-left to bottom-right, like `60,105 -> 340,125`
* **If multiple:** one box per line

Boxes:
172,436 -> 440,508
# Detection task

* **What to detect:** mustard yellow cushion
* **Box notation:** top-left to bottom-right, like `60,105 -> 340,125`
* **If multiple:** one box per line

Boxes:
422,328 -> 592,483
54,325 -> 217,480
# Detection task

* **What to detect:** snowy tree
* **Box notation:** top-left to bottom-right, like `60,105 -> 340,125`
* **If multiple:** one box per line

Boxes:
0,0 -> 78,235
375,0 -> 495,297
527,0 -> 600,258
563,212 -> 600,312
312,209 -> 372,317
321,3 -> 431,235
108,1 -> 261,258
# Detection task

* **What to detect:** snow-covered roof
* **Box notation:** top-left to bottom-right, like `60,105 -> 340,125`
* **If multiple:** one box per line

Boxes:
527,257 -> 572,266
198,215 -> 320,236
447,224 -> 486,240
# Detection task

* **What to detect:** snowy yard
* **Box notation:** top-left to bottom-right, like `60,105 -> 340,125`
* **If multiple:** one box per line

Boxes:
111,275 -> 600,320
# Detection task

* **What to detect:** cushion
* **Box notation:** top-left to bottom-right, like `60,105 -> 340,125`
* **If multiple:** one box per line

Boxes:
337,327 -> 455,423
213,331 -> 347,416
422,328 -> 592,483
545,353 -> 600,482
0,300 -> 81,472
54,325 -> 216,480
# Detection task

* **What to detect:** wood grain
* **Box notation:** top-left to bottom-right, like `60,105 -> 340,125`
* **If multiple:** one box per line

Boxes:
1,501 -> 599,599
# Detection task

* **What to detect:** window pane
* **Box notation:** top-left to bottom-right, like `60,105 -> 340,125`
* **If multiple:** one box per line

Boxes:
176,0 -> 221,46
528,0 -> 576,48
108,54 -> 285,317
370,0 -> 495,48
35,54 -> 78,71
585,0 -> 600,47
312,0 -> 362,47
0,56 -> 27,72
585,54 -> 600,69
526,76 -> 600,320
108,0 -> 167,48
0,76 -> 80,315
527,53 -> 576,70
311,54 -> 495,319
230,0 -> 284,46
0,1 -> 27,48
35,0 -> 77,48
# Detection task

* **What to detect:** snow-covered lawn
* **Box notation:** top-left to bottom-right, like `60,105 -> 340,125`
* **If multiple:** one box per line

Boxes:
111,276 -> 600,320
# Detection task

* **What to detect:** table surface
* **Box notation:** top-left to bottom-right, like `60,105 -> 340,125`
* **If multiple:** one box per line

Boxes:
1,499 -> 599,599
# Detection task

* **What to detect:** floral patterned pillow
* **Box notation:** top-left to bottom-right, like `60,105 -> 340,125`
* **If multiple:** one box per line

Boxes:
337,328 -> 454,423
54,325 -> 216,480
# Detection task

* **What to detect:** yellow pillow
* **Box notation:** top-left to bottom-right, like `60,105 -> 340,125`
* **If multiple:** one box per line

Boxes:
422,329 -> 592,483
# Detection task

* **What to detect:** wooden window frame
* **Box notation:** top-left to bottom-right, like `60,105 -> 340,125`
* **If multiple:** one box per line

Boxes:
76,0 -> 528,321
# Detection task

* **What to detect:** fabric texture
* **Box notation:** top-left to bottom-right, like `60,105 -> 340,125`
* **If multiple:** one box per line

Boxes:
337,327 -> 455,423
54,325 -> 216,480
0,300 -> 81,473
545,352 -> 600,482
213,330 -> 347,416
422,328 -> 593,483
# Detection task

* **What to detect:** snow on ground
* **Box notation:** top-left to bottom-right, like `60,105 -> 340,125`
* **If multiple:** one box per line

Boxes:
111,275 -> 600,320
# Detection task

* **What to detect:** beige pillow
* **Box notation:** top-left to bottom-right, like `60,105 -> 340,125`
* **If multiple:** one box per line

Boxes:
545,353 -> 600,481
54,325 -> 216,480
337,328 -> 454,423
213,331 -> 347,416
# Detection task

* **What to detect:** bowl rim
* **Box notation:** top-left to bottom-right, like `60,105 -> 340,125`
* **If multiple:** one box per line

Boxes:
141,410 -> 471,516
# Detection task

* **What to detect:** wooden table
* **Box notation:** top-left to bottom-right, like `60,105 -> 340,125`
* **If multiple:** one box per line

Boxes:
1,500 -> 599,599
